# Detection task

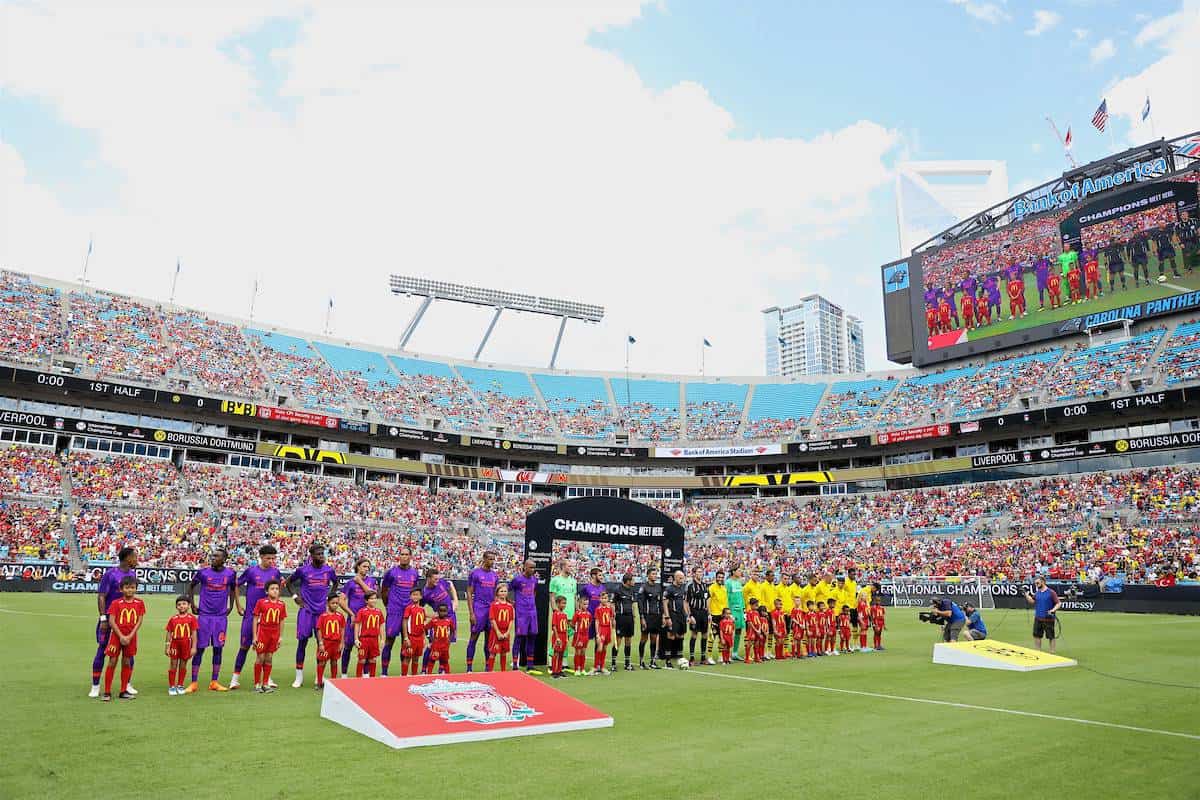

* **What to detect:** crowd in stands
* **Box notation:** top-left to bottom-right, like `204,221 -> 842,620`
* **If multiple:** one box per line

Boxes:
0,502 -> 67,561
1156,319 -> 1200,386
619,402 -> 681,442
470,391 -> 557,438
0,271 -> 65,366
66,293 -> 174,382
813,380 -> 896,433
0,444 -> 62,497
545,398 -> 616,440
1043,329 -> 1165,402
164,313 -> 270,400
875,368 -> 972,430
68,452 -> 181,506
686,400 -> 745,440
950,350 -> 1062,418
245,332 -> 352,415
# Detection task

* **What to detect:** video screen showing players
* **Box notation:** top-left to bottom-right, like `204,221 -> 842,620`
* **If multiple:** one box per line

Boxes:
918,175 -> 1200,356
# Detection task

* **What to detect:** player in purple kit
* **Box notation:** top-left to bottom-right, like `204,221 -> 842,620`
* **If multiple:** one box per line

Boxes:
465,550 -> 499,672
420,567 -> 459,671
285,543 -> 338,688
510,559 -> 542,675
958,275 -> 977,310
88,546 -> 138,698
1034,253 -> 1052,310
338,557 -> 378,675
230,544 -> 281,690
923,285 -> 939,313
379,548 -> 421,675
187,548 -> 236,693
983,274 -> 1002,319
580,567 -> 605,637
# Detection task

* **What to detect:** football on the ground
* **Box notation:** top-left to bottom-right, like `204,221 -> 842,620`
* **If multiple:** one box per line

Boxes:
677,658 -> 690,669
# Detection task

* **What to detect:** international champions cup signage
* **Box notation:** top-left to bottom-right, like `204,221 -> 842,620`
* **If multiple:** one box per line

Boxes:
524,497 -> 685,665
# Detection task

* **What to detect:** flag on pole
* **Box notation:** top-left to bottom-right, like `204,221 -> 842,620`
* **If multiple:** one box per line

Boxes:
1142,96 -> 1151,122
328,297 -> 334,310
703,338 -> 712,347
87,238 -> 93,255
175,258 -> 181,275
627,335 -> 636,344
1064,126 -> 1072,148
1091,99 -> 1108,132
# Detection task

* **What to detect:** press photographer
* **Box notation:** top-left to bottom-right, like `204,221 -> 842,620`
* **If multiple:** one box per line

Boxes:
962,602 -> 987,641
922,596 -> 966,642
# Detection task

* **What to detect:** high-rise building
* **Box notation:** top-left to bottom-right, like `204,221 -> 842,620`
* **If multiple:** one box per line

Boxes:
895,160 -> 1009,255
763,296 -> 865,377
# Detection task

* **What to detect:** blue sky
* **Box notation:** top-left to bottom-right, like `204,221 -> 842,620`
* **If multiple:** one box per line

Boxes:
1,2 -> 1195,375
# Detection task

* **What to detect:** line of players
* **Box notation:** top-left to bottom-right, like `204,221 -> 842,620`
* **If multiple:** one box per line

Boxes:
925,217 -> 1199,336
734,594 -> 888,665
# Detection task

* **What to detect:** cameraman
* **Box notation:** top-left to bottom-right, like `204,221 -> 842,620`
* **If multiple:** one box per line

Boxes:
1024,576 -> 1061,654
928,597 -> 966,642
962,603 -> 987,641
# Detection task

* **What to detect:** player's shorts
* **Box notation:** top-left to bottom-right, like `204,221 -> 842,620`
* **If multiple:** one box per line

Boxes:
357,637 -> 380,660
572,636 -> 590,649
669,613 -> 687,637
642,615 -> 663,635
594,631 -> 612,649
615,613 -> 635,638
402,636 -> 425,658
197,614 -> 228,648
385,606 -> 406,639
254,630 -> 280,654
470,608 -> 491,636
689,612 -> 709,633
849,609 -> 859,627
105,632 -> 137,658
1032,617 -> 1057,640
515,613 -> 537,636
550,635 -> 567,653
167,639 -> 191,660
489,635 -> 512,655
731,609 -> 745,631
1132,251 -> 1148,265
319,638 -> 342,659
296,608 -> 319,640
239,614 -> 256,648
429,645 -> 450,662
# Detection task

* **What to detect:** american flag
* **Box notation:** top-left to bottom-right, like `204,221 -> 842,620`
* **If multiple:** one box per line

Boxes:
1091,99 -> 1108,132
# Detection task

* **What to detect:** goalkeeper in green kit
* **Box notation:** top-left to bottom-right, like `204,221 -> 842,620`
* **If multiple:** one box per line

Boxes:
548,561 -> 576,656
724,566 -> 746,661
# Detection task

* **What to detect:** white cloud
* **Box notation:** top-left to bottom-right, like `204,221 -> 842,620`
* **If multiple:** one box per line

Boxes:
1090,38 -> 1116,63
0,2 -> 898,377
948,0 -> 1010,24
1026,9 -> 1061,35
1072,27 -> 1089,41
1109,0 -> 1200,141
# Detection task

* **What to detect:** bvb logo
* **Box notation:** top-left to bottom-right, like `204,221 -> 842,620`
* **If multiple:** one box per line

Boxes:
1114,439 -> 1129,453
153,430 -> 167,442
501,440 -> 512,450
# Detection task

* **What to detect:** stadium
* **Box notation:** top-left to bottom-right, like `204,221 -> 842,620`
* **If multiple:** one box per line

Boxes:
3,7 -> 1199,799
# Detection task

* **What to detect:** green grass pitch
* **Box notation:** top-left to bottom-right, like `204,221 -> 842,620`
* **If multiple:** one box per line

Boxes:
1,593 -> 1196,799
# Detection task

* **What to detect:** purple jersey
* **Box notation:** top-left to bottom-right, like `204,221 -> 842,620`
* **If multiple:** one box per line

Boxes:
983,276 -> 1000,303
923,287 -> 938,308
959,277 -> 977,299
510,573 -> 539,616
98,566 -> 136,609
192,566 -> 234,616
381,565 -> 421,612
421,578 -> 455,614
341,575 -> 378,613
237,564 -> 282,613
291,561 -> 337,614
581,581 -> 604,614
467,568 -> 498,612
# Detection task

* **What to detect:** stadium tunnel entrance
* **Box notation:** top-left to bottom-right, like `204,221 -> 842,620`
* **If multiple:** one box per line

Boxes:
524,497 -> 684,665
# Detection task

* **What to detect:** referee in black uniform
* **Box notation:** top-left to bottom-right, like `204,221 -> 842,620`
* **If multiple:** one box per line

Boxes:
662,571 -> 688,668
612,572 -> 637,672
1175,211 -> 1198,271
685,567 -> 710,666
636,569 -> 664,669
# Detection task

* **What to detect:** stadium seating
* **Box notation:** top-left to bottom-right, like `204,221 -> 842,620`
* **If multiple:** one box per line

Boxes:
612,378 -> 681,441
877,366 -> 979,429
0,271 -> 65,366
69,452 -> 181,506
743,382 -> 828,440
1043,330 -> 1165,402
312,341 -> 413,422
950,349 -> 1063,418
244,329 -> 354,414
0,444 -> 63,497
812,379 -> 897,432
685,382 -> 748,440
456,366 -> 557,437
165,312 -> 270,399
533,373 -> 617,440
0,502 -> 67,562
67,292 -> 173,382
1156,320 -> 1200,386
387,356 -> 484,429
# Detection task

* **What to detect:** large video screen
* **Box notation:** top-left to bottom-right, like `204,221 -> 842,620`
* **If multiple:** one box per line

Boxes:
907,171 -> 1200,366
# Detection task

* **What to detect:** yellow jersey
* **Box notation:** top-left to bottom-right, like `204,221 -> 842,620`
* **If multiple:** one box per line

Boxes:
760,581 -> 778,613
814,580 -> 834,606
799,584 -> 818,609
775,583 -> 793,612
787,582 -> 805,611
742,580 -> 764,610
857,584 -> 874,606
707,582 -> 728,618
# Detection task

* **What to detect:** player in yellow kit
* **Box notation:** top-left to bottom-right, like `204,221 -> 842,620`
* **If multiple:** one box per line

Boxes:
705,569 -> 728,661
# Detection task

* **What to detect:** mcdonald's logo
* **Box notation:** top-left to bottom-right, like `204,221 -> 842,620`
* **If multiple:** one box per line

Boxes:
271,445 -> 347,465
172,623 -> 190,638
118,608 -> 139,626
265,608 -> 281,624
722,471 -> 832,487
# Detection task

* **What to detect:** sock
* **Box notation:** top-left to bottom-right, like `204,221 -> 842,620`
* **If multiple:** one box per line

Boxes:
524,635 -> 535,667
341,644 -> 353,675
381,640 -> 394,675
500,653 -> 508,671
253,663 -> 262,685
92,643 -> 106,685
466,634 -> 478,666
191,648 -> 204,682
368,662 -> 376,677
120,666 -> 132,694
688,638 -> 696,660
595,648 -> 606,671
263,663 -> 272,684
638,640 -> 646,661
296,639 -> 309,671
486,655 -> 495,672
104,663 -> 115,693
356,660 -> 364,678
860,632 -> 868,649
317,661 -> 326,684
700,636 -> 707,658
401,660 -> 409,676
649,640 -> 657,662
211,646 -> 223,682
874,632 -> 882,648
421,646 -> 432,672
624,643 -> 631,666
234,646 -> 249,673
330,660 -> 339,679
168,667 -> 176,687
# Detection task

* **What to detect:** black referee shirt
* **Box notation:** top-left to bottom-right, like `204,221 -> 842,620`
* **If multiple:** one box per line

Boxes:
637,582 -> 663,617
664,584 -> 686,618
685,581 -> 708,618
613,584 -> 636,617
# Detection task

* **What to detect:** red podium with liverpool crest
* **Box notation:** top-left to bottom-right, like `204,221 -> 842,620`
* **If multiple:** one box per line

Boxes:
320,671 -> 613,749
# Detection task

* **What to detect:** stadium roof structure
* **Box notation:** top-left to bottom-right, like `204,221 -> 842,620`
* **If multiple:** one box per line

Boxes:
389,275 -> 605,368
913,130 -> 1200,255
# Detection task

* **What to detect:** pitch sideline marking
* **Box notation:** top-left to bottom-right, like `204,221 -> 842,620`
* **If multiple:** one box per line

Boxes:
0,606 -> 95,619
684,667 -> 1200,741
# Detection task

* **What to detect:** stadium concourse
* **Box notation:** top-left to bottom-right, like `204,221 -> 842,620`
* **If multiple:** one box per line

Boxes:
1,443 -> 1197,586
6,269 -> 1200,440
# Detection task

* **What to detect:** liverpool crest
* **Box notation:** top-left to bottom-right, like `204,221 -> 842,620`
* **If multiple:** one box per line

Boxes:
408,680 -> 541,725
